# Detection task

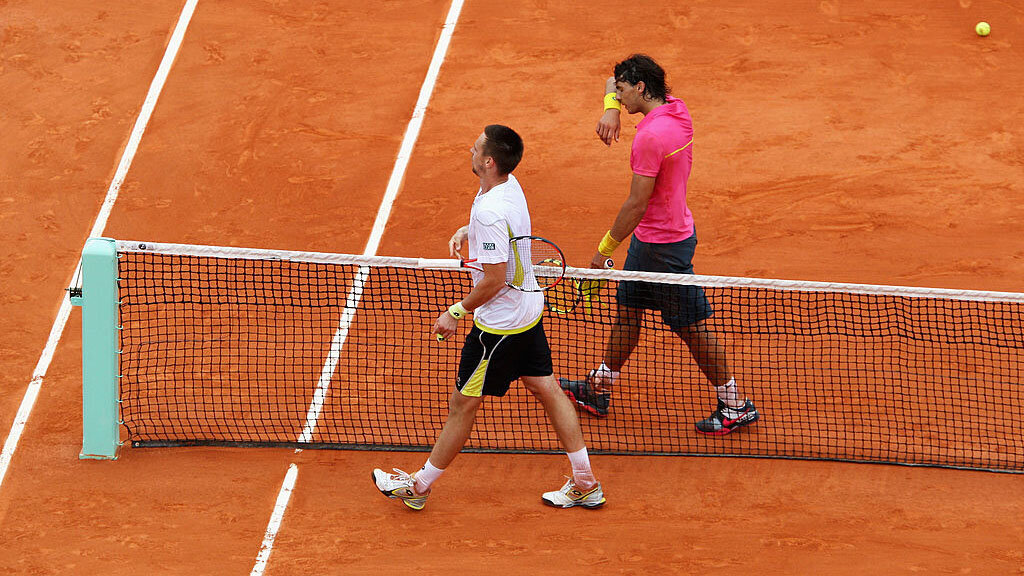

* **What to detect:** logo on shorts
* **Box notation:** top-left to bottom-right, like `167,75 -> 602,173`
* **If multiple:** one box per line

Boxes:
483,242 -> 496,250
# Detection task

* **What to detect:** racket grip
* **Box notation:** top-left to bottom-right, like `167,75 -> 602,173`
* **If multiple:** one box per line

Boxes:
436,334 -> 446,342
604,258 -> 614,269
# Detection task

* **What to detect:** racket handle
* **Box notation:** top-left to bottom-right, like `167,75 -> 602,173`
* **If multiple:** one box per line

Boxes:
604,258 -> 614,269
436,334 -> 446,342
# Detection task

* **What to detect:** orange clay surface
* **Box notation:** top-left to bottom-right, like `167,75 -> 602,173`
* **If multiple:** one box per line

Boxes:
1,0 -> 1023,574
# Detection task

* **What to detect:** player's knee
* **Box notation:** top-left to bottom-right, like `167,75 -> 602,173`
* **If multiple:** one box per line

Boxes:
520,376 -> 542,395
449,390 -> 482,414
615,309 -> 642,326
520,375 -> 555,396
673,320 -> 707,340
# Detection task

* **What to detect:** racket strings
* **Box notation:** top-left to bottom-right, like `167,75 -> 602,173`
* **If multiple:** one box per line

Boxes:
507,237 -> 564,291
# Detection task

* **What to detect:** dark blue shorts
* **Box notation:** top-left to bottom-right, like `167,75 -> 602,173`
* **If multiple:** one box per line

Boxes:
616,234 -> 713,330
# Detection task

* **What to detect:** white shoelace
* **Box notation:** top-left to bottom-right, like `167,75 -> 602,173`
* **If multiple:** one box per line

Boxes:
390,468 -> 412,480
384,468 -> 415,489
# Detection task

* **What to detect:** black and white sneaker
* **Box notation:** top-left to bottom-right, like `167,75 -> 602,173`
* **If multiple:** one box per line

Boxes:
558,377 -> 610,417
695,399 -> 760,435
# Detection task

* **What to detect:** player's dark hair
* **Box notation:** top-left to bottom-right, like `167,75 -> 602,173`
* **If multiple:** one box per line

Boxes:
614,54 -> 670,101
482,124 -> 524,175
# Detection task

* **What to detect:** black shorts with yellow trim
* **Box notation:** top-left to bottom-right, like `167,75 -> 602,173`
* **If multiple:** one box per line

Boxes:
456,317 -> 553,398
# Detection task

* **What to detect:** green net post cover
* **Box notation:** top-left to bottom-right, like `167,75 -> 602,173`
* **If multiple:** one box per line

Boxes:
73,237 -> 121,460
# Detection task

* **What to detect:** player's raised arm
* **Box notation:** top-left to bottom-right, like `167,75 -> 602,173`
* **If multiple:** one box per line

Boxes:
596,76 -> 621,146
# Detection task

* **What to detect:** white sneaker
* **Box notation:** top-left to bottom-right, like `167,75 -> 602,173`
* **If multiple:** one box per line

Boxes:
372,468 -> 430,510
542,477 -> 606,509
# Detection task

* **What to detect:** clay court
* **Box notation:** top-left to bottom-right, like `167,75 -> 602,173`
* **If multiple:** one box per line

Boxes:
2,1 -> 1023,573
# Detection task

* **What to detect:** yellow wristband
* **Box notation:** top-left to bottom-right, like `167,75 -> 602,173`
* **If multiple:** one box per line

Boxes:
598,231 -> 621,256
447,302 -> 468,320
603,92 -> 621,111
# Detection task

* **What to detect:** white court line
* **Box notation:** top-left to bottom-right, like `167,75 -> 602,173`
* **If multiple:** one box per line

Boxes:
294,0 -> 465,446
363,0 -> 466,257
254,3 -> 465,572
250,463 -> 298,576
295,266 -> 368,444
0,0 -> 200,494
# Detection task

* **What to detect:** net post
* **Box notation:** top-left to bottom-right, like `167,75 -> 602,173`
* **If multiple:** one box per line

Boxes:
74,237 -> 121,460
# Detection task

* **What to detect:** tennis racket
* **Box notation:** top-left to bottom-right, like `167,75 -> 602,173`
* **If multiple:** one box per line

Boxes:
545,258 -> 614,314
460,235 -> 567,291
436,236 -> 566,341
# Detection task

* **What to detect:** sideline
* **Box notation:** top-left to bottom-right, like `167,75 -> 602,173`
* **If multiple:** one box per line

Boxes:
0,0 -> 201,493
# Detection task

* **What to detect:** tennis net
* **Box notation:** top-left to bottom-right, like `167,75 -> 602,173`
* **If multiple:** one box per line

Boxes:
80,239 -> 1024,472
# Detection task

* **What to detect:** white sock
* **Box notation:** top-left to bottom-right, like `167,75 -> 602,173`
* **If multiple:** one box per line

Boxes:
414,460 -> 445,494
567,447 -> 596,488
715,377 -> 744,409
591,362 -> 620,387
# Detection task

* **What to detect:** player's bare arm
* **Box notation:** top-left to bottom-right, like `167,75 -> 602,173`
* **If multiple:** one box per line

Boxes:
448,225 -> 469,258
590,174 -> 656,268
596,76 -> 621,146
432,261 -> 506,339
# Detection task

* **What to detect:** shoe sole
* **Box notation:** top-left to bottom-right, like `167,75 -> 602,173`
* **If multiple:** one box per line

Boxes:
542,497 -> 606,509
558,379 -> 608,417
696,413 -> 760,436
565,390 -> 608,417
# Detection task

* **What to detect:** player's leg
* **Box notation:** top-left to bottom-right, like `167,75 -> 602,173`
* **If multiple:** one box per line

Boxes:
518,322 -> 605,509
427,389 -> 484,469
601,236 -> 651,377
603,303 -> 642,375
420,326 -> 500,486
558,238 -> 650,416
372,326 -> 493,510
664,281 -> 759,435
652,234 -> 760,435
522,374 -> 586,454
372,390 -> 482,510
529,377 -> 606,508
526,378 -> 605,509
656,238 -> 732,389
672,319 -> 732,389
558,302 -> 638,417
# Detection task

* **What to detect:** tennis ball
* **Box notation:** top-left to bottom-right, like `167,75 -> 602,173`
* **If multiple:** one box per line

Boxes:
975,21 -> 990,36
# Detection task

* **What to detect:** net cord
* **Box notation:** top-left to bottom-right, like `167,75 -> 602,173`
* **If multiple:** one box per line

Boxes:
114,240 -> 1024,304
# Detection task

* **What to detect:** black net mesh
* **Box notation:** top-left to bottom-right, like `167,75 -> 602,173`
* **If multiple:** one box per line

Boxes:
116,249 -> 1024,472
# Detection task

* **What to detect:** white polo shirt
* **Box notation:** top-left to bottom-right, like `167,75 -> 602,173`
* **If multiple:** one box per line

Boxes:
467,174 -> 544,333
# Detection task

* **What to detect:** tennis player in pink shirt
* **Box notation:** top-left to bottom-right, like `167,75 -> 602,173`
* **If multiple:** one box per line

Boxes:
559,54 -> 760,435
